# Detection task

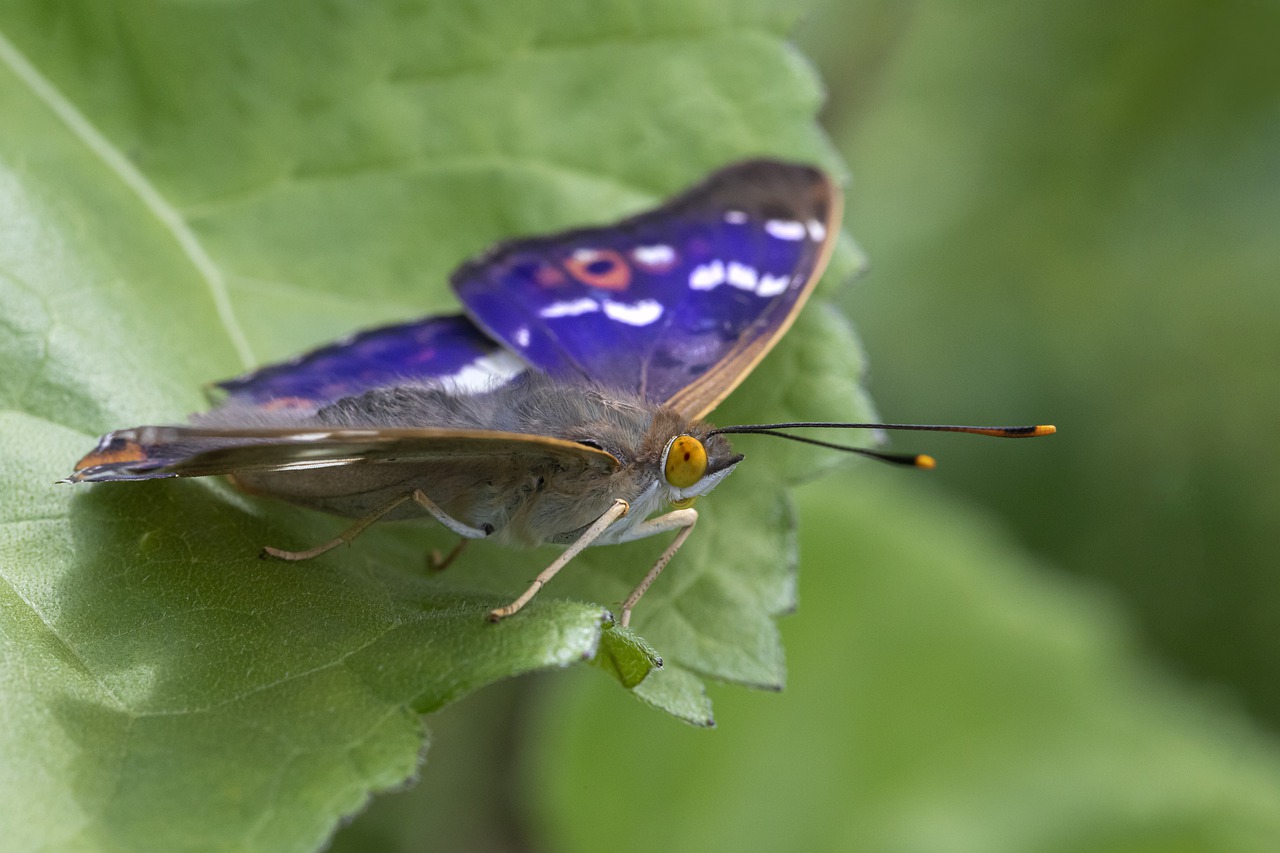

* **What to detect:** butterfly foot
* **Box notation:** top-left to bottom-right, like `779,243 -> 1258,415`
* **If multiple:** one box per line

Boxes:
428,538 -> 469,572
488,579 -> 544,622
260,541 -> 341,562
487,599 -> 526,623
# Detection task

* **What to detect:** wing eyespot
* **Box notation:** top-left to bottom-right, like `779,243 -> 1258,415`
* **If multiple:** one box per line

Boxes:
564,249 -> 631,291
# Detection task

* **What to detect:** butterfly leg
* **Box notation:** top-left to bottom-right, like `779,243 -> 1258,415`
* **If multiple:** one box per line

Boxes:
409,490 -> 492,538
262,489 -> 488,562
488,498 -> 630,623
612,508 -> 699,628
261,491 -> 419,561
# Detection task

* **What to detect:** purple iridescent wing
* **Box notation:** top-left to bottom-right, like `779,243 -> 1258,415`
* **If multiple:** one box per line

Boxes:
452,160 -> 841,419
213,314 -> 525,412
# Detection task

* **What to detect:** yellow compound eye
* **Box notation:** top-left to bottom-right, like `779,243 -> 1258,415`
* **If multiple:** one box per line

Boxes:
663,435 -> 708,489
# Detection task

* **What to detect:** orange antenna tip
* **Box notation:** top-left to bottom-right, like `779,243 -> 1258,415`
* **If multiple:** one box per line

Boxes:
966,424 -> 1058,438
915,454 -> 937,470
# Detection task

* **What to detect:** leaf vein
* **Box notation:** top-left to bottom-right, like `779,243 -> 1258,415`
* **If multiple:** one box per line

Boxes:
0,28 -> 256,369
0,568 -> 127,710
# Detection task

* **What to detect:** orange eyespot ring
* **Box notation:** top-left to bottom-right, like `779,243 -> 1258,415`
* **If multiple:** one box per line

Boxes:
663,435 -> 708,489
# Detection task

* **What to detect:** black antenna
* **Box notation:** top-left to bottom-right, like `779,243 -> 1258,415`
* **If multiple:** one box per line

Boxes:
708,422 -> 1055,468
730,428 -> 936,468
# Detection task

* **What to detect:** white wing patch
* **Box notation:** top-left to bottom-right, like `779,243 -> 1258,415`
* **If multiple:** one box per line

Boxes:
540,298 -> 600,318
689,259 -> 792,298
571,247 -> 607,263
726,261 -> 758,292
539,297 -> 663,327
755,273 -> 792,297
602,299 -> 663,326
765,219 -> 807,241
632,244 -> 677,269
689,260 -> 726,290
445,350 -> 528,393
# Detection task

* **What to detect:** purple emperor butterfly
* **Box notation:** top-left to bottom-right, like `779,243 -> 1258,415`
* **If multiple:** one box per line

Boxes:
65,160 -> 1054,625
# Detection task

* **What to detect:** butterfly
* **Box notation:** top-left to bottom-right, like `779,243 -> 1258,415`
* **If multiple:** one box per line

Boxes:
65,160 -> 1053,626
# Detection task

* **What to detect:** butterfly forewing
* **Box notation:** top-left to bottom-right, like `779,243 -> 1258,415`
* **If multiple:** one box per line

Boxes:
452,160 -> 841,418
70,426 -> 618,482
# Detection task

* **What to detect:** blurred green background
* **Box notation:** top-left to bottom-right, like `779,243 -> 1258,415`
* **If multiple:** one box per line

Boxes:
333,1 -> 1280,851
806,0 -> 1280,723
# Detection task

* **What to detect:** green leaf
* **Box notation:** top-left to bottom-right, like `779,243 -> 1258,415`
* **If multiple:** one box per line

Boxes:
591,622 -> 663,691
528,468 -> 1280,852
632,663 -> 717,727
0,2 -> 860,849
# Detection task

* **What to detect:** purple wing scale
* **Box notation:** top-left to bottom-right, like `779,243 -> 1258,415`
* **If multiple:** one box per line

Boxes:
214,314 -> 524,411
452,160 -> 840,418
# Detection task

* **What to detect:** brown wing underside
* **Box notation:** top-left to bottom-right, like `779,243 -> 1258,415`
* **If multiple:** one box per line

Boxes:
69,426 -> 619,482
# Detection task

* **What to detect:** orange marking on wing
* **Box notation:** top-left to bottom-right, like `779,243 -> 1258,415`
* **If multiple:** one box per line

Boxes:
260,396 -> 318,411
534,264 -> 567,288
74,440 -> 147,471
564,249 -> 631,291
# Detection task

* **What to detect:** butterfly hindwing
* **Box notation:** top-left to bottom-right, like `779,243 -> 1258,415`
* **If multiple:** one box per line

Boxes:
214,314 -> 525,412
453,160 -> 840,418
